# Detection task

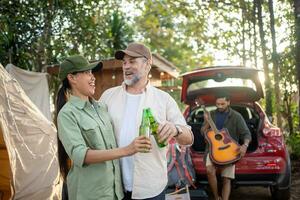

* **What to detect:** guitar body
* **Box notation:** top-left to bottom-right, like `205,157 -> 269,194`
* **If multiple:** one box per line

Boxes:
205,128 -> 241,165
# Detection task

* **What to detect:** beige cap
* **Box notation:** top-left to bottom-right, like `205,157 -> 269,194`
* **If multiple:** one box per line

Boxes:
115,42 -> 152,60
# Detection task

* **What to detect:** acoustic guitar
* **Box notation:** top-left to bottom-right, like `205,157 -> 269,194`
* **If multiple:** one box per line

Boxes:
202,105 -> 241,165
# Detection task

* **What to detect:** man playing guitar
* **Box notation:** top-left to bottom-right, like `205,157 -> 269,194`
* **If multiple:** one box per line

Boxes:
201,92 -> 251,200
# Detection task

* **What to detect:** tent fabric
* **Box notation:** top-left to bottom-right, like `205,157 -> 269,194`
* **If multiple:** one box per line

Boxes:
5,64 -> 52,121
0,64 -> 62,200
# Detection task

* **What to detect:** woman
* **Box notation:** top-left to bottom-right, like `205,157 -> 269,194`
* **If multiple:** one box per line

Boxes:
55,55 -> 151,200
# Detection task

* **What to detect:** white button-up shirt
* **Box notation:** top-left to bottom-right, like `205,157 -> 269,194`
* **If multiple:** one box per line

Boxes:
100,82 -> 190,199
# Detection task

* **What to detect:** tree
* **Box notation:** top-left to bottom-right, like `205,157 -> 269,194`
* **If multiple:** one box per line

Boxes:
106,11 -> 134,57
132,0 -> 208,71
0,0 -> 297,129
252,0 -> 259,68
256,0 -> 273,118
0,0 -> 134,70
0,0 -> 56,71
268,0 -> 282,128
294,0 -> 300,128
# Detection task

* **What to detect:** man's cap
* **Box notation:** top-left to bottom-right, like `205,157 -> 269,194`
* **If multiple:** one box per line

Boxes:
115,42 -> 152,60
59,55 -> 102,80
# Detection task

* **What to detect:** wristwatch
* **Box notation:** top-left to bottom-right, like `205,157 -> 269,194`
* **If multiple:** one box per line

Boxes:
175,125 -> 183,137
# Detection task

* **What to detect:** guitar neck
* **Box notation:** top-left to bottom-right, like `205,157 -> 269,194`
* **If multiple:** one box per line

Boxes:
202,106 -> 219,134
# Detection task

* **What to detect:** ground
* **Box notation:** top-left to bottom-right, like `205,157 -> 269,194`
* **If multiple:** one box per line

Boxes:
205,159 -> 300,200
290,159 -> 300,200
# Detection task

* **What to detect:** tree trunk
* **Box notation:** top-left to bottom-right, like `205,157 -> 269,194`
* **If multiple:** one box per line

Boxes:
268,0 -> 282,128
241,0 -> 246,67
257,0 -> 273,118
44,0 -> 54,70
252,0 -> 258,68
284,87 -> 294,135
294,0 -> 300,129
36,0 -> 54,72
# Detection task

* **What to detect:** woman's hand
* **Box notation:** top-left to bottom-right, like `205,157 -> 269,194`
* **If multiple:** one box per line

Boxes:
125,136 -> 152,155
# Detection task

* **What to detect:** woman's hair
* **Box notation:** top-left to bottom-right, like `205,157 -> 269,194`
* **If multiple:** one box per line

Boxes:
55,78 -> 71,180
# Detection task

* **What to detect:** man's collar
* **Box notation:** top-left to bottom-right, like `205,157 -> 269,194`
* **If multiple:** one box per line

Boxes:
216,107 -> 232,115
122,80 -> 151,93
227,107 -> 234,117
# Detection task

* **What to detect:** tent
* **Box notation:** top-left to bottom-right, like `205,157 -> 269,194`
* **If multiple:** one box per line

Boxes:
0,64 -> 61,200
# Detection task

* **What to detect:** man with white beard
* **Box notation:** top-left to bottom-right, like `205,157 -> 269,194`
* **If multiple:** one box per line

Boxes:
100,42 -> 193,200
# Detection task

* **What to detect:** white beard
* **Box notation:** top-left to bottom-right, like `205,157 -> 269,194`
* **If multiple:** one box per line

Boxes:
124,74 -> 141,86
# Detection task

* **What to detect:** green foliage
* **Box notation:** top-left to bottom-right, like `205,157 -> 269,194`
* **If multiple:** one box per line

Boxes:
0,0 -> 298,131
128,0 -> 299,127
0,0 -> 134,70
106,11 -> 134,57
279,43 -> 298,132
132,0 -> 212,71
0,0 -> 134,106
0,0 -> 52,70
50,1 -> 133,61
286,131 -> 300,159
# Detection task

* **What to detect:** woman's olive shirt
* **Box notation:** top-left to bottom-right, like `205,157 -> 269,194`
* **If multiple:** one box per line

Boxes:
57,96 -> 123,200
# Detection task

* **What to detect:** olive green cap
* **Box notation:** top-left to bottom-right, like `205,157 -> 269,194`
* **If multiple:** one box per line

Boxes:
59,55 -> 102,80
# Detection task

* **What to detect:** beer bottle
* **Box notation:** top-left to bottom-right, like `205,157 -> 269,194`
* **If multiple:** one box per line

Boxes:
139,108 -> 150,153
146,108 -> 166,148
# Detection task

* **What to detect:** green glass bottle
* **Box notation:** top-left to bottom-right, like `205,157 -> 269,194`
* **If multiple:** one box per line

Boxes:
146,108 -> 166,148
139,108 -> 151,153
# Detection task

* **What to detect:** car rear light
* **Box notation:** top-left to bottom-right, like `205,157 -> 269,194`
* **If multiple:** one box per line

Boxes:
265,163 -> 277,168
262,120 -> 282,137
264,158 -> 283,169
263,127 -> 282,137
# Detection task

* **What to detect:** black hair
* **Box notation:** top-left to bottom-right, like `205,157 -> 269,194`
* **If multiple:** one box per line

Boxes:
92,62 -> 103,73
55,78 -> 71,181
215,91 -> 230,101
55,68 -> 98,180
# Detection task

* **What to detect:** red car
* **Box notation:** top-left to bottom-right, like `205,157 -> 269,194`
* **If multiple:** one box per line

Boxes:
181,66 -> 291,200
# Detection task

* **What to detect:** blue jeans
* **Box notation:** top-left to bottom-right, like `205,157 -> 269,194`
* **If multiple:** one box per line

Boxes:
123,189 -> 166,200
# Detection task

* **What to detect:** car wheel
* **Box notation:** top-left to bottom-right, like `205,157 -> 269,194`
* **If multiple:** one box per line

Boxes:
270,186 -> 290,200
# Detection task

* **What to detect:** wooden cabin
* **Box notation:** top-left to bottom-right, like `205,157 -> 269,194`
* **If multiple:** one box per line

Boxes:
46,53 -> 180,100
0,129 -> 11,200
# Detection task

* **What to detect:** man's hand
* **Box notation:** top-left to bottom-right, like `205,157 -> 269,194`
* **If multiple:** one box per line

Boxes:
201,113 -> 210,135
157,122 -> 177,144
203,112 -> 209,121
239,144 -> 248,157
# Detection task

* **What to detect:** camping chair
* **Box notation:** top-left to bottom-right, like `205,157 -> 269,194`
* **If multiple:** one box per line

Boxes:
165,185 -> 190,200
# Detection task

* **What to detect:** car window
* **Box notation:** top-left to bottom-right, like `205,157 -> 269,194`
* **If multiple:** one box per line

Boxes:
187,78 -> 257,94
187,106 -> 216,124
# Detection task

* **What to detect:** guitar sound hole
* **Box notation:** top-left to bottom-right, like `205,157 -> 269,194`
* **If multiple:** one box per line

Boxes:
215,134 -> 223,141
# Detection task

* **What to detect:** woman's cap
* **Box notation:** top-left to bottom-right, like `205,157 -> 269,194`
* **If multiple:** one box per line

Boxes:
59,55 -> 102,80
115,42 -> 152,60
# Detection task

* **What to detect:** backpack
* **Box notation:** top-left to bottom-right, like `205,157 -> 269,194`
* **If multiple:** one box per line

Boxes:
167,142 -> 196,189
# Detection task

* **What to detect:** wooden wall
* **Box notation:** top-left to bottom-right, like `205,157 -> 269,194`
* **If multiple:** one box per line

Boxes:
93,68 -> 123,100
47,56 -> 177,100
0,127 -> 11,200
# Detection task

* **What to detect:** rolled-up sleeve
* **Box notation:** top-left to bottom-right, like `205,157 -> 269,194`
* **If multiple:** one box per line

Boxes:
57,111 -> 88,167
166,94 -> 188,126
165,93 -> 194,145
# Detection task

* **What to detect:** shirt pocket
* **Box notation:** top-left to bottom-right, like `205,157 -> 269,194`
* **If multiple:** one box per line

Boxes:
81,121 -> 106,149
